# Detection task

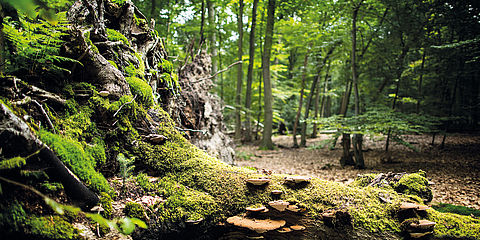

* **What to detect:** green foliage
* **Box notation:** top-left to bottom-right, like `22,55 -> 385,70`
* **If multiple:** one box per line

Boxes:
2,13 -> 81,77
118,153 -> 135,194
38,130 -> 112,193
0,201 -> 27,232
135,173 -> 155,192
158,59 -> 174,73
40,182 -> 64,193
125,76 -> 154,107
159,72 -> 180,95
433,203 -> 480,218
106,28 -> 130,46
124,202 -> 145,220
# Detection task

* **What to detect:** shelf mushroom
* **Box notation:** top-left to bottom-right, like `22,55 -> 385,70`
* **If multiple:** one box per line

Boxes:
226,216 -> 286,233
268,200 -> 290,212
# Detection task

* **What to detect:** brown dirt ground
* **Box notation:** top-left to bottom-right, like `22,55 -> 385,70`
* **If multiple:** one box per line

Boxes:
235,134 -> 480,210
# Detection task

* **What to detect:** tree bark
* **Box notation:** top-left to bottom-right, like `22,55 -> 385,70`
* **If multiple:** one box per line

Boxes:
207,0 -> 217,81
293,46 -> 311,148
416,49 -> 426,113
199,0 -> 206,45
351,1 -> 365,169
244,0 -> 259,142
260,0 -> 276,149
234,0 -> 244,142
300,46 -> 336,147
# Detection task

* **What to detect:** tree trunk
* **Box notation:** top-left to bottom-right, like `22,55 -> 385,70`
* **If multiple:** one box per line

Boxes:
234,0 -> 244,142
416,49 -> 426,113
245,0 -> 259,142
300,46 -> 335,147
260,0 -> 276,150
311,73 -> 321,138
351,1 -> 365,169
293,47 -> 311,148
0,3 -> 4,75
199,0 -> 206,45
150,0 -> 156,17
207,0 -> 218,81
320,63 -> 331,118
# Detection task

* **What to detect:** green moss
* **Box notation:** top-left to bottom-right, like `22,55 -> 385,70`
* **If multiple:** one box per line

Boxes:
85,137 -> 107,167
393,171 -> 433,202
158,59 -> 173,73
350,174 -> 377,187
0,201 -> 27,232
99,192 -> 113,219
109,0 -> 127,6
106,28 -> 129,46
41,182 -> 64,193
427,209 -> 480,238
38,130 -> 112,193
84,31 -> 99,54
433,203 -> 480,217
107,60 -> 118,69
125,76 -> 154,108
124,202 -> 146,220
26,215 -> 79,240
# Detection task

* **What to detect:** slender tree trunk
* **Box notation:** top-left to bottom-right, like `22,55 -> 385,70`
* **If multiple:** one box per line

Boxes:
351,1 -> 365,169
300,46 -> 335,147
256,69 -> 263,140
0,3 -> 4,75
245,0 -> 259,142
199,0 -> 206,45
150,0 -> 156,17
207,0 -> 217,81
311,74 -> 321,138
416,49 -> 426,113
234,0 -> 244,142
260,0 -> 276,149
293,46 -> 311,147
320,63 -> 331,118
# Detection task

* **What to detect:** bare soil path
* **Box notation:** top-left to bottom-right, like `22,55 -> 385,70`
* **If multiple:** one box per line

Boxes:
235,134 -> 480,210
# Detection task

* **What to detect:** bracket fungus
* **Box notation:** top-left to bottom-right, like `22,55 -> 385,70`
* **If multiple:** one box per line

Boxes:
286,205 -> 303,213
246,178 -> 271,186
226,216 -> 286,233
277,227 -> 292,233
268,200 -> 290,212
246,206 -> 267,213
290,225 -> 306,231
410,232 -> 433,238
98,90 -> 110,97
271,190 -> 283,195
185,218 -> 204,225
284,176 -> 311,184
399,202 -> 430,211
410,219 -> 436,230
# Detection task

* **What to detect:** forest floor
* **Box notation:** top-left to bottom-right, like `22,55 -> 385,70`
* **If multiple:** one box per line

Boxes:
235,133 -> 480,210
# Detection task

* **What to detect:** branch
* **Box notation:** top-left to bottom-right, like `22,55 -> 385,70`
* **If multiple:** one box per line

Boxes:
175,127 -> 207,135
113,95 -> 137,118
193,60 -> 243,83
32,100 -> 56,134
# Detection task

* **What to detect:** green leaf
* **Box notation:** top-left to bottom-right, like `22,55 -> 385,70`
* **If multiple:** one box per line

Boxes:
44,197 -> 64,215
119,217 -> 136,235
130,217 -> 147,229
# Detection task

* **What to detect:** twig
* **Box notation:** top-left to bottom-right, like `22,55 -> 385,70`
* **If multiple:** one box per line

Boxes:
32,100 -> 56,134
193,60 -> 242,83
113,95 -> 137,118
175,127 -> 207,135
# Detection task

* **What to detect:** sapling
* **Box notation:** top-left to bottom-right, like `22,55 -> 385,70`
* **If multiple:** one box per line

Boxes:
117,153 -> 135,197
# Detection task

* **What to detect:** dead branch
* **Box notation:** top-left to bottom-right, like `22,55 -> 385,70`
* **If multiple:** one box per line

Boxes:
113,94 -> 137,118
193,60 -> 242,83
175,127 -> 207,135
32,100 -> 56,133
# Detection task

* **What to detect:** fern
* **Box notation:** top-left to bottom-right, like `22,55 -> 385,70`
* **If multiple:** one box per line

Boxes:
2,12 -> 81,77
117,153 -> 135,196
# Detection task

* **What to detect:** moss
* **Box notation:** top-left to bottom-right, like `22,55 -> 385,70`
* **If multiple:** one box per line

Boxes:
85,137 -> 107,167
393,171 -> 433,202
38,130 -> 112,193
41,182 -> 64,193
427,209 -> 480,238
0,202 -> 79,239
109,0 -> 127,6
99,192 -> 113,219
433,203 -> 480,218
106,28 -> 129,46
350,173 -> 377,187
83,31 -> 99,54
125,76 -> 154,108
158,59 -> 173,73
26,215 -> 79,240
107,60 -> 118,69
124,202 -> 146,220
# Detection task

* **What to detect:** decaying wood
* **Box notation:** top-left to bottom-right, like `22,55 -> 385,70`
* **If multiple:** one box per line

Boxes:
0,103 -> 99,209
